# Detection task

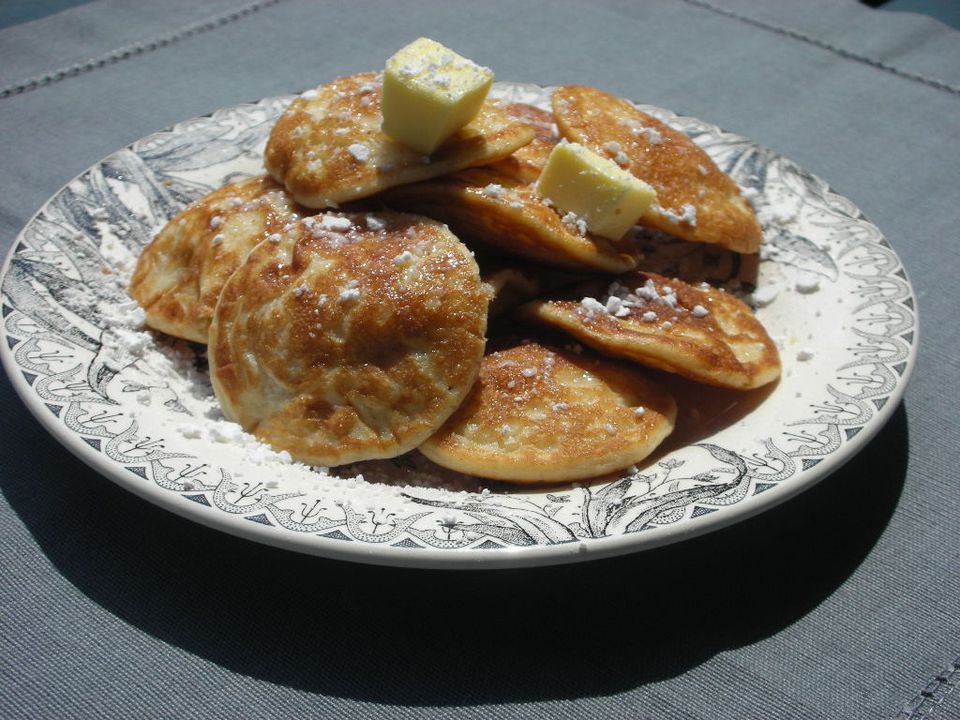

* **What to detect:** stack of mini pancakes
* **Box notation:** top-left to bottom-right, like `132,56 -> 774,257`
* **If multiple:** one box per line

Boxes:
129,72 -> 780,484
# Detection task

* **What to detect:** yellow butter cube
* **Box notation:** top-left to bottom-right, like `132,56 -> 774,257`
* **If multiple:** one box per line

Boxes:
536,141 -> 657,240
381,38 -> 494,155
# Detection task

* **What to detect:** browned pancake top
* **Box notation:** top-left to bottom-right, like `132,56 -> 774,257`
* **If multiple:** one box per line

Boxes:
487,102 -> 560,183
519,271 -> 780,389
209,211 -> 489,466
382,166 -> 641,273
129,175 -> 301,343
264,72 -> 535,208
419,342 -> 676,483
553,85 -> 762,254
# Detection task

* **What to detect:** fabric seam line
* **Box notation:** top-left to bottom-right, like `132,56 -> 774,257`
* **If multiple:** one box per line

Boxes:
894,655 -> 960,719
0,0 -> 287,100
677,0 -> 960,97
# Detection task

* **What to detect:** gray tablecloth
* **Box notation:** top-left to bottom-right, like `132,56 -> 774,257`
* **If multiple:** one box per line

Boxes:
1,2 -> 958,718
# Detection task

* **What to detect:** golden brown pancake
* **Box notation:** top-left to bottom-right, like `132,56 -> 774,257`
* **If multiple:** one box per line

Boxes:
381,167 -> 642,273
487,102 -> 559,183
518,271 -> 780,389
552,86 -> 762,254
209,211 -> 490,466
264,72 -> 535,208
419,342 -> 677,483
129,175 -> 302,343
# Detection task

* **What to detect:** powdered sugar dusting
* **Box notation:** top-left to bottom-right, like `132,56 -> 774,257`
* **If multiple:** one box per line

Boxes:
88,203 -> 494,506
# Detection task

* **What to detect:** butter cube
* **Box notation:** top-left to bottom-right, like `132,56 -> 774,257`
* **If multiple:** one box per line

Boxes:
536,141 -> 657,240
381,38 -> 494,155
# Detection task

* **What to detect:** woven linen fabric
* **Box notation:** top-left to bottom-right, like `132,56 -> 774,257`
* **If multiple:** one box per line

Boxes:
1,1 -> 958,718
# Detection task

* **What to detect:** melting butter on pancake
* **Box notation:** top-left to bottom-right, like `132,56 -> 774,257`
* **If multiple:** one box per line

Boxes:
552,86 -> 762,254
382,167 -> 641,273
263,72 -> 535,208
487,102 -> 559,183
209,211 -> 489,466
419,342 -> 677,483
129,175 -> 302,343
519,272 -> 780,389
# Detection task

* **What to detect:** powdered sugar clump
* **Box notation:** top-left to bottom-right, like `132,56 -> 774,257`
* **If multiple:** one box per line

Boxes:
561,211 -> 588,236
578,277 -> 695,321
347,143 -> 370,163
750,284 -> 779,308
795,272 -> 821,294
657,203 -> 697,227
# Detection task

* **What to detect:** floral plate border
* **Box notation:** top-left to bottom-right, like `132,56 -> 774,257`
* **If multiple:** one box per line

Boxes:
0,83 -> 917,568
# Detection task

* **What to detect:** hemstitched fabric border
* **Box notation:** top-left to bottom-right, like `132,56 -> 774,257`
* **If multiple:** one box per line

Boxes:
0,0 -> 287,99
894,655 -> 960,719
689,9 -> 960,709
677,0 -> 960,96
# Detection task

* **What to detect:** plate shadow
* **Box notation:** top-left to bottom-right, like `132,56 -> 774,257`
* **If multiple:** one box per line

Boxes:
1,382 -> 909,705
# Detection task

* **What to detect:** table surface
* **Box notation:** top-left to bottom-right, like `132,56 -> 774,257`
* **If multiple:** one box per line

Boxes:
1,2 -> 958,719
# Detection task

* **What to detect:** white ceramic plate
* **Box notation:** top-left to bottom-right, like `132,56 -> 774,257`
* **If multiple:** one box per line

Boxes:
0,83 -> 917,568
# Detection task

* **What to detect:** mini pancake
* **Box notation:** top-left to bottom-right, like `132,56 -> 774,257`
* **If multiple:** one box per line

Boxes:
129,175 -> 301,343
518,271 -> 780,390
552,85 -> 762,254
208,211 -> 489,466
487,102 -> 559,183
483,266 -> 542,320
381,167 -> 642,273
629,229 -> 760,290
419,342 -> 677,483
264,71 -> 535,208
